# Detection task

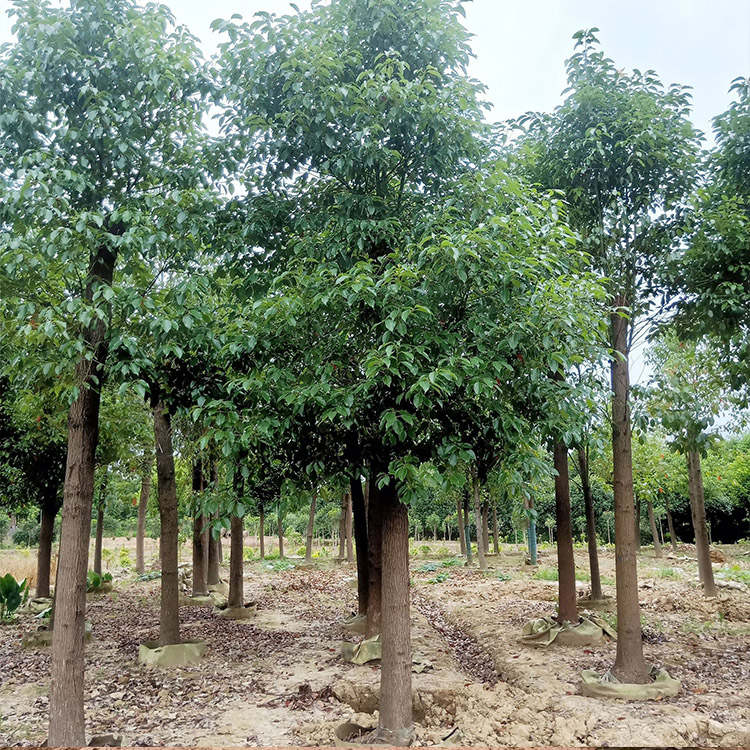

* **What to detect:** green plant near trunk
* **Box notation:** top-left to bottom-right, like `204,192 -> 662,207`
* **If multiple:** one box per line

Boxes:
0,573 -> 29,620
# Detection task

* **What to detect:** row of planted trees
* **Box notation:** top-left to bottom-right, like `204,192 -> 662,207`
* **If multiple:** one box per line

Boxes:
1,0 -> 749,745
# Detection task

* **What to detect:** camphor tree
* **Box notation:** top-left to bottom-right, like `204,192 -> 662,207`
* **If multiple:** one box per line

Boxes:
672,77 -> 750,417
214,0 -> 607,737
0,374 -> 67,598
0,0 -> 210,742
639,333 -> 736,596
516,29 -> 701,684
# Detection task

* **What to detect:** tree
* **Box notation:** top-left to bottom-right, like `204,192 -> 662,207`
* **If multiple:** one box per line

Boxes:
516,29 -> 700,684
638,333 -> 735,596
672,77 -> 750,395
0,0 -> 210,742
0,375 -> 67,598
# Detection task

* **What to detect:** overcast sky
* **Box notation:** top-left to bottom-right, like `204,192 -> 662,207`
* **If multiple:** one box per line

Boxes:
3,0 -> 745,138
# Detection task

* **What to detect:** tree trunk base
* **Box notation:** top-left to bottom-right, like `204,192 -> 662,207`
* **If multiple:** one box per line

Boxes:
138,640 -> 206,667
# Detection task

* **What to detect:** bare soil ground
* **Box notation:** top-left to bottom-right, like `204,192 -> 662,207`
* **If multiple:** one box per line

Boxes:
1,541 -> 750,747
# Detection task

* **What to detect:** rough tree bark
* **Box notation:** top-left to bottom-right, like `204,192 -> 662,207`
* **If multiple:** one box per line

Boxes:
610,299 -> 648,683
346,492 -> 354,562
554,440 -> 577,623
482,501 -> 490,554
687,450 -> 718,597
228,472 -> 244,609
153,402 -> 180,647
577,447 -> 603,600
647,499 -> 662,558
351,476 -> 369,616
92,468 -> 107,576
191,459 -> 208,596
135,457 -> 153,576
456,497 -> 466,556
376,481 -> 412,745
463,492 -> 472,564
338,491 -> 347,560
306,490 -> 318,563
665,496 -> 678,552
49,245 -> 116,747
36,497 -> 59,599
207,510 -> 221,586
471,466 -> 486,570
366,480 -> 383,638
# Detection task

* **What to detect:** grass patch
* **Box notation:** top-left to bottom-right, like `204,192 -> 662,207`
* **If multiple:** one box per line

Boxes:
657,567 -> 679,579
533,567 -> 558,581
416,558 -> 463,573
263,558 -> 296,572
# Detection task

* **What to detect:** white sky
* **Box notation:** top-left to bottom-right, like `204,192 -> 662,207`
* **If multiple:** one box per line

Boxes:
3,0 -> 746,138
2,0 -> 749,136
2,0 -> 749,384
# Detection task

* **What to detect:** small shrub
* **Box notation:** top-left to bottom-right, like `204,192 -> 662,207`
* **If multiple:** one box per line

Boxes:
428,572 -> 450,584
138,571 -> 161,582
296,546 -> 307,557
496,571 -> 511,582
417,562 -> 439,573
242,547 -> 255,561
0,573 -> 29,620
86,570 -> 113,592
419,544 -> 431,555
12,520 -> 40,547
436,546 -> 451,556
119,547 -> 132,569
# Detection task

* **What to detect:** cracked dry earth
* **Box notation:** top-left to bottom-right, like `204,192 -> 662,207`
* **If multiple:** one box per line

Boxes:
1,546 -> 750,747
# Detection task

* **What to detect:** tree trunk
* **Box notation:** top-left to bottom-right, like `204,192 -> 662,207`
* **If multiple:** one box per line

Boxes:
553,440 -> 577,623
351,476 -> 369,616
610,298 -> 648,683
93,468 -> 107,576
492,501 -> 500,554
228,511 -> 244,608
376,481 -> 412,745
36,499 -> 58,599
306,491 -> 318,563
366,480 -> 383,638
463,492 -> 472,564
346,492 -> 354,563
527,511 -> 538,566
191,460 -> 208,596
207,510 -> 221,586
577,447 -> 603,600
277,508 -> 284,559
687,450 -> 718,597
49,245 -> 116,747
482,501 -> 490,554
259,504 -> 265,559
456,498 -> 466,555
647,499 -> 662,558
153,402 -> 180,647
471,466 -> 486,570
665,496 -> 678,552
338,491 -> 347,560
135,458 -> 153,576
